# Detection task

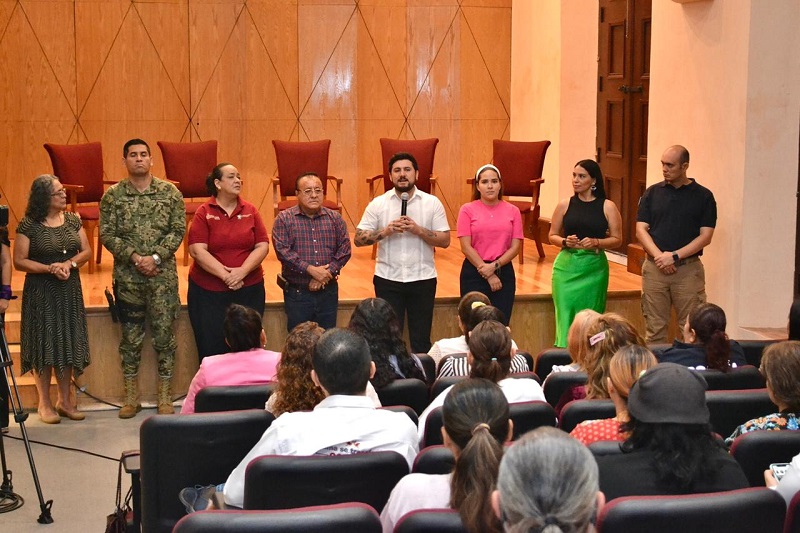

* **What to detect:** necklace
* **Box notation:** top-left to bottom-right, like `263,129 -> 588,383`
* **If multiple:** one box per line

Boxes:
43,212 -> 64,228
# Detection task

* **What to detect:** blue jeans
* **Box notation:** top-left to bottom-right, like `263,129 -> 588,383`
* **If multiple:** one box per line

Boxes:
283,281 -> 339,332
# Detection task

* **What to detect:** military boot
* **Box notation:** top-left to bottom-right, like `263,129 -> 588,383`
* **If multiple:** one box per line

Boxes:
118,377 -> 142,419
157,378 -> 175,415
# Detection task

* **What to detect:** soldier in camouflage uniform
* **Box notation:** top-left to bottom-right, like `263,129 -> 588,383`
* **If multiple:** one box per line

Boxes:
99,139 -> 185,418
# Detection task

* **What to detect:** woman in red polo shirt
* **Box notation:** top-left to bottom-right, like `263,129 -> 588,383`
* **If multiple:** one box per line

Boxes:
187,163 -> 269,361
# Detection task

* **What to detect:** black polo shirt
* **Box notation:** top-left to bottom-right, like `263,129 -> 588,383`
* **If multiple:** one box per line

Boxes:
636,179 -> 716,255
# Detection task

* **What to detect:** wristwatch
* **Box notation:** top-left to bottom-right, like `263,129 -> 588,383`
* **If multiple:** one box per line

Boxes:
70,260 -> 77,269
152,253 -> 162,266
672,252 -> 680,265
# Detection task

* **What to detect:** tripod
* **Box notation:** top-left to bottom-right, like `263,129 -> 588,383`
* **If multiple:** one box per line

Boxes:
0,314 -> 54,523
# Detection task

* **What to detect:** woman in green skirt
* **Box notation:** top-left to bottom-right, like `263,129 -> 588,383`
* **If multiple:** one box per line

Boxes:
549,160 -> 622,347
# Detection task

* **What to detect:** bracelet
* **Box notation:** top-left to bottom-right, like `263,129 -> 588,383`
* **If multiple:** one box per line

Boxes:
562,238 -> 567,248
0,285 -> 12,300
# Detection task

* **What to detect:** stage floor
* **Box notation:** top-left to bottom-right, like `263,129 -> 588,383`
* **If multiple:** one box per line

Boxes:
8,233 -> 643,310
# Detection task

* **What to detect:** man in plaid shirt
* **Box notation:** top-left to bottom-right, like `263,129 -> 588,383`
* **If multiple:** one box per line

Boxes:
272,172 -> 351,331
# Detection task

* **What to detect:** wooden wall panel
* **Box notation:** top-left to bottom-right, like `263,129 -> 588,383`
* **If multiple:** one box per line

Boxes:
0,0 -> 511,235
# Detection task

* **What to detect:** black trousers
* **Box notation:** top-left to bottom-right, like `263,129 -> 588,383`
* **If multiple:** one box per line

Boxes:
187,279 -> 266,362
373,276 -> 437,353
459,259 -> 516,325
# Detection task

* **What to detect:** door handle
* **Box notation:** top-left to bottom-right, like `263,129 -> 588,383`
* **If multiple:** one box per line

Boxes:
619,85 -> 643,94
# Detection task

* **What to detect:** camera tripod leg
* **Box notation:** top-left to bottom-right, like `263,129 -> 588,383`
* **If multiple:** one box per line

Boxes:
0,313 -> 54,524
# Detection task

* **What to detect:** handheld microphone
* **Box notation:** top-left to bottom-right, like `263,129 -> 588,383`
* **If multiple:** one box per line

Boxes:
400,192 -> 408,217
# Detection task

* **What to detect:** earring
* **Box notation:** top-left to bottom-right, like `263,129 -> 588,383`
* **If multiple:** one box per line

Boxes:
591,184 -> 597,191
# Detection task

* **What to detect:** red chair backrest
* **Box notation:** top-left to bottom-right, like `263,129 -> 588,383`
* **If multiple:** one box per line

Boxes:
43,142 -> 105,202
379,138 -> 438,194
272,139 -> 331,197
157,140 -> 218,199
492,139 -> 550,197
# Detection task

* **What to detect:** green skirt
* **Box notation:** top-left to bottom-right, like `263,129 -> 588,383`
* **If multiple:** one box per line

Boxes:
551,249 -> 609,347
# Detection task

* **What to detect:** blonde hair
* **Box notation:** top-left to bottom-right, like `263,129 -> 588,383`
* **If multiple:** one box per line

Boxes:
566,310 -> 601,368
583,313 -> 644,399
608,345 -> 658,420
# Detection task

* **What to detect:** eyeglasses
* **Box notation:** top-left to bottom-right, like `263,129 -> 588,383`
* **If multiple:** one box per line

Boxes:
51,190 -> 67,197
298,188 -> 323,196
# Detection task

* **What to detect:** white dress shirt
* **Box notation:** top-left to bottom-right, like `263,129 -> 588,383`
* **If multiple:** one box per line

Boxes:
223,394 -> 419,508
380,473 -> 452,533
357,188 -> 450,282
416,377 -> 546,444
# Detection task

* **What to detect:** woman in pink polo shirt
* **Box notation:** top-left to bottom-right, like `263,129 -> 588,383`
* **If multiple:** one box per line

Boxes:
457,164 -> 522,324
188,163 -> 269,361
182,304 -> 280,414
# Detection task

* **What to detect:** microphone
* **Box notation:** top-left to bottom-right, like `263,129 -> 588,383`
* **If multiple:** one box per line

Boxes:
400,192 -> 408,217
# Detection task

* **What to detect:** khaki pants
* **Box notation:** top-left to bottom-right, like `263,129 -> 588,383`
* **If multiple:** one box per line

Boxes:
641,258 -> 706,344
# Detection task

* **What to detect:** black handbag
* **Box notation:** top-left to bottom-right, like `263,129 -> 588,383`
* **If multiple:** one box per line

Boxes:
105,455 -> 132,533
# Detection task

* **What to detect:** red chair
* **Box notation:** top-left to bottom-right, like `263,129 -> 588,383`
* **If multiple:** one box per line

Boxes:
367,138 -> 439,198
44,142 -> 114,274
785,490 -> 800,533
492,139 -> 551,263
157,140 -> 218,266
271,139 -> 342,218
596,488 -> 785,533
172,503 -> 382,533
366,138 -> 439,258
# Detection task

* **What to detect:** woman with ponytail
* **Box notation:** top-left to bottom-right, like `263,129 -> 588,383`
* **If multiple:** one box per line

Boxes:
417,319 -> 544,443
381,378 -> 511,533
660,303 -> 746,371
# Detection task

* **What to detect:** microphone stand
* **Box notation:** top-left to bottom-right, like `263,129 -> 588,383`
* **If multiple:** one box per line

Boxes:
0,313 -> 54,524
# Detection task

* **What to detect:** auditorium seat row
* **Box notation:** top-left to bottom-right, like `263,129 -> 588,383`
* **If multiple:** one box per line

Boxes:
533,339 -> 778,381
131,408 -> 800,533
558,388 -> 778,437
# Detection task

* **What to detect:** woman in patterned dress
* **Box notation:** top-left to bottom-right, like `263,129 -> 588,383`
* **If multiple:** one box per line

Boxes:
14,175 -> 91,423
726,340 -> 800,445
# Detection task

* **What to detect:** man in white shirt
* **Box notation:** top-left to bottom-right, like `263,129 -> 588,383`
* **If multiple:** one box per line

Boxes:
179,328 -> 419,512
354,152 -> 451,352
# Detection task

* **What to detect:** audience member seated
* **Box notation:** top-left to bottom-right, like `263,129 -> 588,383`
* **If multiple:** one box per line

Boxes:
555,313 -> 644,417
182,305 -> 281,414
265,321 -> 381,416
418,320 -> 544,443
726,340 -> 800,445
596,363 -> 748,500
492,426 -> 605,533
381,378 -> 511,533
427,292 -> 519,366
765,450 -> 800,506
437,304 -> 528,378
570,345 -> 657,446
348,298 -> 426,388
659,303 -> 746,370
179,328 -> 419,511
550,309 -> 600,373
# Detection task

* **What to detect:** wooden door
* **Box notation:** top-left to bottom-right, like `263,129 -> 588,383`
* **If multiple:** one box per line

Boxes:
596,0 -> 652,250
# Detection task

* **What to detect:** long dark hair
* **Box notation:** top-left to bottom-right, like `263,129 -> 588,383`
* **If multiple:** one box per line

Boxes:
687,303 -> 731,372
347,298 -> 424,388
444,379 -> 509,533
620,417 -> 721,492
574,159 -> 606,199
25,174 -> 59,222
467,320 -> 512,383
